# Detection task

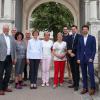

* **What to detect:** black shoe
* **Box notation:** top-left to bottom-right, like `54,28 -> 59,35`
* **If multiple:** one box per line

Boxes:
74,87 -> 79,91
23,77 -> 28,81
68,85 -> 74,88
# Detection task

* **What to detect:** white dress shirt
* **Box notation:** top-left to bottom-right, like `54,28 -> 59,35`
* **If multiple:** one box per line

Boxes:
4,33 -> 11,55
84,34 -> 88,46
27,38 -> 43,59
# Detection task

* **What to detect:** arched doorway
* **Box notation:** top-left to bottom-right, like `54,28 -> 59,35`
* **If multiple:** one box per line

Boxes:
22,0 -> 80,33
28,1 -> 74,39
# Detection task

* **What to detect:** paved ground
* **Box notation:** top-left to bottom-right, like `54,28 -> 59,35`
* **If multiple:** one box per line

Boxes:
0,79 -> 99,100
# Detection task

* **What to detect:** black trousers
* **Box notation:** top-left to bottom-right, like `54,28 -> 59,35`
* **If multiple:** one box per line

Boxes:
24,64 -> 28,79
29,59 -> 40,84
0,55 -> 12,90
69,57 -> 80,87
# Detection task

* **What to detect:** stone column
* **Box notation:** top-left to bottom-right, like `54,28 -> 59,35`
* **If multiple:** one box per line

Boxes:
4,0 -> 12,18
0,0 -> 1,17
98,0 -> 100,19
89,0 -> 97,21
11,0 -> 15,20
15,0 -> 23,31
98,31 -> 100,83
1,0 -> 4,18
84,0 -> 90,23
79,0 -> 85,29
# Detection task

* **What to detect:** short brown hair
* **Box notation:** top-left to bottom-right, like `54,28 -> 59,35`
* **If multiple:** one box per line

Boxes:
71,25 -> 78,29
82,25 -> 89,30
32,30 -> 39,36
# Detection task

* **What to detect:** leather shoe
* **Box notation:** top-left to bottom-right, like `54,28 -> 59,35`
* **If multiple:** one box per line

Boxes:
80,88 -> 88,94
74,87 -> 79,91
4,88 -> 12,92
68,85 -> 74,88
0,90 -> 5,95
89,89 -> 95,95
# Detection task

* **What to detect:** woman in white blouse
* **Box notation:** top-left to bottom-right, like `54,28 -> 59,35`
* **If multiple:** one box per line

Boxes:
41,32 -> 53,87
52,32 -> 67,88
27,31 -> 42,89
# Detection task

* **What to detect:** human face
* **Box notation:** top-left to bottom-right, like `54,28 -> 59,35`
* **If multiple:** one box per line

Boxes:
44,32 -> 50,41
11,28 -> 17,36
17,34 -> 22,41
3,25 -> 9,35
25,32 -> 31,39
63,27 -> 68,34
82,27 -> 89,35
71,27 -> 77,34
33,31 -> 39,39
57,32 -> 63,42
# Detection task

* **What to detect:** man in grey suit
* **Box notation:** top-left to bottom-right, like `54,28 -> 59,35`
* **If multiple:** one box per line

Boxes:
0,25 -> 16,95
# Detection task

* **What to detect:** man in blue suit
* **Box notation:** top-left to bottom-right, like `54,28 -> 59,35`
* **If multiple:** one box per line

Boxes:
77,25 -> 96,95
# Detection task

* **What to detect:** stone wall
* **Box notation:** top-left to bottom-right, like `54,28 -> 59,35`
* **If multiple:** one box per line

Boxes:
90,21 -> 100,84
22,0 -> 80,32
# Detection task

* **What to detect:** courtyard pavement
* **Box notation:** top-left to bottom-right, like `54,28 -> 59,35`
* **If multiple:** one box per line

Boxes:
0,79 -> 99,100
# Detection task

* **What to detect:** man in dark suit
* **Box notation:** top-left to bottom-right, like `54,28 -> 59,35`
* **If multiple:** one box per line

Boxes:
0,25 -> 16,95
68,25 -> 80,91
77,25 -> 96,95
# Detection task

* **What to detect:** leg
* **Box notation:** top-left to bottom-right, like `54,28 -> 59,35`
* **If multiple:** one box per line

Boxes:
18,59 -> 26,86
81,62 -> 88,89
54,61 -> 59,86
74,60 -> 80,87
23,64 -> 28,80
45,57 -> 51,83
3,56 -> 12,90
29,59 -> 34,84
88,62 -> 95,89
41,59 -> 46,84
33,59 -> 40,84
66,60 -> 72,80
69,58 -> 76,86
59,61 -> 65,84
0,61 -> 5,90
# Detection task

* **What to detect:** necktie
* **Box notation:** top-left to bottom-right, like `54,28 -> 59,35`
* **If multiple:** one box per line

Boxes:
72,34 -> 75,48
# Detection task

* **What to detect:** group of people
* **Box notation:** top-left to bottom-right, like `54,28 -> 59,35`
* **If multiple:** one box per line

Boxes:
0,24 -> 96,96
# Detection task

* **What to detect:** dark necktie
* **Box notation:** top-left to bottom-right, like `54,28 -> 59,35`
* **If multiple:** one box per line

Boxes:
72,34 -> 75,48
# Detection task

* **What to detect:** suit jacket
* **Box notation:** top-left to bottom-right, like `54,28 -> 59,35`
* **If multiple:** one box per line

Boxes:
68,33 -> 80,55
77,34 -> 96,62
0,33 -> 16,61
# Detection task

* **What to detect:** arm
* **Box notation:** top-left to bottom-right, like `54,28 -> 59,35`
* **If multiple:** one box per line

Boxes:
91,37 -> 96,61
40,41 -> 43,59
26,40 -> 30,64
77,39 -> 81,61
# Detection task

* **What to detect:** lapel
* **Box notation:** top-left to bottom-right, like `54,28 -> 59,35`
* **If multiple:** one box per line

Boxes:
9,35 -> 12,49
86,35 -> 90,47
81,35 -> 84,46
1,34 -> 7,47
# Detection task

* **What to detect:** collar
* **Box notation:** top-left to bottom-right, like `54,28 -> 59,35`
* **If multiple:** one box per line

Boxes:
83,34 -> 88,38
3,33 -> 9,37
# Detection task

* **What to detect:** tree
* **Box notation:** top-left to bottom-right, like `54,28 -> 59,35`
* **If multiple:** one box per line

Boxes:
30,2 -> 74,40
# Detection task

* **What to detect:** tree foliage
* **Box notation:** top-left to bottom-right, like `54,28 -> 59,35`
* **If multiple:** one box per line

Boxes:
30,2 -> 74,39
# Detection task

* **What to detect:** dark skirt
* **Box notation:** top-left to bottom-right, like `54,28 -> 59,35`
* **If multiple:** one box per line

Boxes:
15,58 -> 25,76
